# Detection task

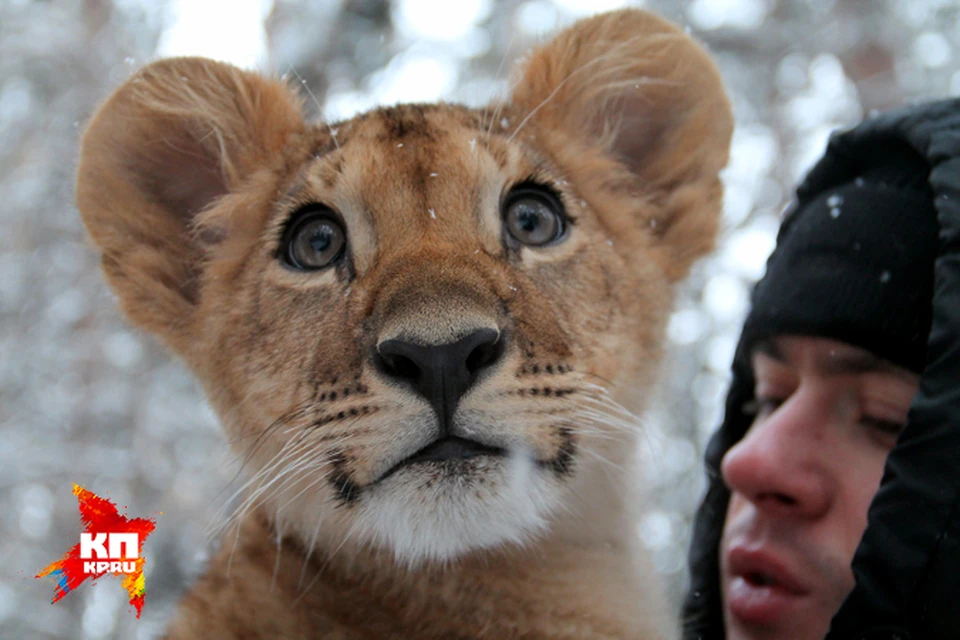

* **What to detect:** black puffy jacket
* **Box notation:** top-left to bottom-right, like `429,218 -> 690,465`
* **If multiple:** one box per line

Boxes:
682,98 -> 960,640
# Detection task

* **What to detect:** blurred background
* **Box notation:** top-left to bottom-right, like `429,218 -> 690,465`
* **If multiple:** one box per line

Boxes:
1,0 -> 958,637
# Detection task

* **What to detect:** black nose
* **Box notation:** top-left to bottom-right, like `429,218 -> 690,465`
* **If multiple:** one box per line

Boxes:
375,328 -> 503,428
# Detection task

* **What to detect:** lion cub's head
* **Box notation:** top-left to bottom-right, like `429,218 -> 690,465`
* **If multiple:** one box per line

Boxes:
76,10 -> 731,564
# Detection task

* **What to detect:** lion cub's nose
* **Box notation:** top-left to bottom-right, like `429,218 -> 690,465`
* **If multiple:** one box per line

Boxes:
375,328 -> 503,427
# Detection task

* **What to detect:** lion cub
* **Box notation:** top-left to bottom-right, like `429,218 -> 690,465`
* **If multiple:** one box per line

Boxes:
75,9 -> 731,639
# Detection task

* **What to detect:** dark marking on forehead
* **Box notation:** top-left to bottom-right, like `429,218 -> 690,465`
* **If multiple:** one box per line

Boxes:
356,103 -> 487,142
377,104 -> 432,140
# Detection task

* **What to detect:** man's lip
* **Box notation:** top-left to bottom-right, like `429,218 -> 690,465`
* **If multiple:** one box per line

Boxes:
725,546 -> 811,626
726,546 -> 810,596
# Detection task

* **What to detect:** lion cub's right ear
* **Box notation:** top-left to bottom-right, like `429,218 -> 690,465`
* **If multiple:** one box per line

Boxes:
76,57 -> 306,352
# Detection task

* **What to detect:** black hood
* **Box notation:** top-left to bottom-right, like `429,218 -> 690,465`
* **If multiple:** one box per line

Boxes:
682,97 -> 960,639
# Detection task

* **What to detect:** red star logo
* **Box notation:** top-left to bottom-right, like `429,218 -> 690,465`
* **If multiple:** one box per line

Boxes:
36,484 -> 158,618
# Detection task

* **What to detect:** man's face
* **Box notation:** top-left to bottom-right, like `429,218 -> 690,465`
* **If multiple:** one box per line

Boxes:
719,335 -> 919,640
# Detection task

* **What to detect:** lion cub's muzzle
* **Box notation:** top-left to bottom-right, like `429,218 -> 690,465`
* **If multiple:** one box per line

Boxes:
365,253 -> 513,472
374,327 -> 505,431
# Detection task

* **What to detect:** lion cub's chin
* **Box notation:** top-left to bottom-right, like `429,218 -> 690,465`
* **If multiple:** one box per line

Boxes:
310,449 -> 563,566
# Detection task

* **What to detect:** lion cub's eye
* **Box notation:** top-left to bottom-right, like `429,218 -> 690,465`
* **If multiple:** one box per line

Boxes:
283,209 -> 346,270
504,186 -> 566,247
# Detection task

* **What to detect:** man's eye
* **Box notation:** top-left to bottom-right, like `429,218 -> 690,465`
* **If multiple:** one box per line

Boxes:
743,397 -> 784,417
860,416 -> 905,436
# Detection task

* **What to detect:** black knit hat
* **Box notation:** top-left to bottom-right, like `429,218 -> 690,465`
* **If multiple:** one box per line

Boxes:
739,138 -> 939,374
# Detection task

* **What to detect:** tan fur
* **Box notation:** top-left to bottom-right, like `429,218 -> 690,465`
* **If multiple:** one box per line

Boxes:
75,10 -> 731,639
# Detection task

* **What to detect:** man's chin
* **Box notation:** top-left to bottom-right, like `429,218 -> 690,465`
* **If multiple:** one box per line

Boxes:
724,590 -> 833,640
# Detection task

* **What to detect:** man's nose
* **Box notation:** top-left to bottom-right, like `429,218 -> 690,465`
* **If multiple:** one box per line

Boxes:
721,390 -> 833,519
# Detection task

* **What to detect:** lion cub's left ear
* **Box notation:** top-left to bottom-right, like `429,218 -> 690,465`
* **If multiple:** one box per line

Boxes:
508,9 -> 733,281
76,58 -> 306,353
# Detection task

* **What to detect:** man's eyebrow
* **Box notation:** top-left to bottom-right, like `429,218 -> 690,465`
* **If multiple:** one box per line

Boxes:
752,337 -> 916,381
752,338 -> 785,362
816,350 -> 908,377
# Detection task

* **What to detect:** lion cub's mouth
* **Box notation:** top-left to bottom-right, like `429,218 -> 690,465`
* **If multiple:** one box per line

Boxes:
381,436 -> 507,481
